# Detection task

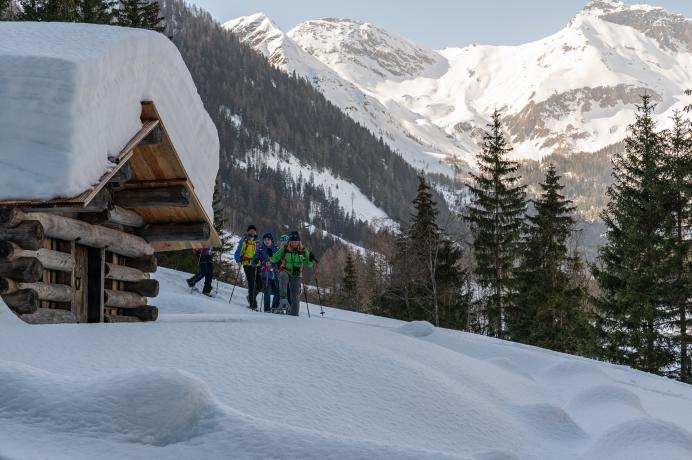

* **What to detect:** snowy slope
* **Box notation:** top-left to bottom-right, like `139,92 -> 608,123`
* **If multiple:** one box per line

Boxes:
229,0 -> 691,167
1,267 -> 691,459
0,22 -> 219,215
235,141 -> 393,227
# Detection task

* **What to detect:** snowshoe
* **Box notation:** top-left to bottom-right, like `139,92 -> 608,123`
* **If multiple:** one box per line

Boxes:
272,299 -> 290,315
202,291 -> 213,298
186,278 -> 195,288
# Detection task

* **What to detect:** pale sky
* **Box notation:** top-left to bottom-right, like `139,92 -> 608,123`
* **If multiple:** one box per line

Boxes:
187,0 -> 692,49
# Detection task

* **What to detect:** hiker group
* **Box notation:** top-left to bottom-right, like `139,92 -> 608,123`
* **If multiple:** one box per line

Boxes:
187,224 -> 316,316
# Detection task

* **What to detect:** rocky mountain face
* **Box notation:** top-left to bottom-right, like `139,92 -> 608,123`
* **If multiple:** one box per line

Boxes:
226,0 -> 691,168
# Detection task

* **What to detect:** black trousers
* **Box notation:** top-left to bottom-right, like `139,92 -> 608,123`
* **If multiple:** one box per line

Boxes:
243,265 -> 262,308
189,254 -> 214,293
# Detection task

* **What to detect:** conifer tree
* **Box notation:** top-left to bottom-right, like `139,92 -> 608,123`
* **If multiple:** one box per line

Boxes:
593,94 -> 675,375
116,0 -> 164,31
510,165 -> 593,354
0,0 -> 12,19
382,175 -> 471,327
19,0 -> 79,21
662,110 -> 692,382
80,0 -> 115,23
342,252 -> 359,310
466,110 -> 527,338
212,177 -> 234,282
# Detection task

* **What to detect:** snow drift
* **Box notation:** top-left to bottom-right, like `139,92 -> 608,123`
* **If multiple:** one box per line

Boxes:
0,22 -> 219,216
0,268 -> 691,459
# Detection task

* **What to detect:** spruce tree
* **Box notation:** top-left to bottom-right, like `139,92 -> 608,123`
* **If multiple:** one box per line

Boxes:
381,175 -> 471,328
0,0 -> 11,19
212,177 -> 234,282
593,94 -> 675,375
80,0 -> 115,24
342,252 -> 358,311
466,110 -> 527,337
116,0 -> 164,32
510,165 -> 593,354
19,0 -> 80,21
662,110 -> 692,382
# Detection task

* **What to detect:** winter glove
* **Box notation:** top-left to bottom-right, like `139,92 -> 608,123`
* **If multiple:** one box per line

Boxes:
309,253 -> 318,263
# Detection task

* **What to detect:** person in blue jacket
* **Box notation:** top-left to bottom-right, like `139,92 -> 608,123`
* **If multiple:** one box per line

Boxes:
252,232 -> 280,313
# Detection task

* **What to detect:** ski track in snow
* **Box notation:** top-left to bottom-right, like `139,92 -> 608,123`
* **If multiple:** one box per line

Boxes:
0,267 -> 691,459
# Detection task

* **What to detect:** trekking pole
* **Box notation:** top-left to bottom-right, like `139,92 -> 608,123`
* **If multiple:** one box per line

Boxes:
263,261 -> 270,312
301,278 -> 311,318
313,267 -> 325,316
215,244 -> 224,296
228,265 -> 242,304
252,264 -> 260,311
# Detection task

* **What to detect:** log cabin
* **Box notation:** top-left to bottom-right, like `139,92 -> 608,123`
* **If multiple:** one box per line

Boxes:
0,23 -> 220,324
0,102 -> 220,324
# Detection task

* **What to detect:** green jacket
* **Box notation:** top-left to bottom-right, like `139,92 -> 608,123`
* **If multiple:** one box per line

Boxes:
270,244 -> 313,277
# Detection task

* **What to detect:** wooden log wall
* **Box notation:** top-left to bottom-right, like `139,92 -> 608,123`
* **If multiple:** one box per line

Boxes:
0,208 -> 159,324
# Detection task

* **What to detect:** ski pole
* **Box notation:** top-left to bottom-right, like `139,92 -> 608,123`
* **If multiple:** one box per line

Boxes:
228,265 -> 242,304
313,267 -> 325,316
214,247 -> 222,295
301,278 -> 311,318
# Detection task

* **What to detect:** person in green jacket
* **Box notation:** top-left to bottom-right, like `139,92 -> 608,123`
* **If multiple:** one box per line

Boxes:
270,231 -> 315,316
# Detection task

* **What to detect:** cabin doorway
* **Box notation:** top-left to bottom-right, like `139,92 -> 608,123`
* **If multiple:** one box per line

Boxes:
73,245 -> 104,323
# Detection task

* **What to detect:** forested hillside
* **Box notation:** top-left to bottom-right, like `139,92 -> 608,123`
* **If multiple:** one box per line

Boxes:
160,0 -> 449,253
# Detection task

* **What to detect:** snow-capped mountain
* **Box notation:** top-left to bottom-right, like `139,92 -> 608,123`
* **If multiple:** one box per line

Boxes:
223,14 -> 473,175
226,0 -> 691,169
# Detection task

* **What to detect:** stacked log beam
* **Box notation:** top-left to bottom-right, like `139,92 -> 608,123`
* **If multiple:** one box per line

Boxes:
0,241 -> 74,272
105,263 -> 149,283
0,279 -> 73,303
0,221 -> 44,250
0,208 -> 153,258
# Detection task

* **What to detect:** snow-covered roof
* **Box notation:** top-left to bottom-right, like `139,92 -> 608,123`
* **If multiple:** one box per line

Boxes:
0,22 -> 219,217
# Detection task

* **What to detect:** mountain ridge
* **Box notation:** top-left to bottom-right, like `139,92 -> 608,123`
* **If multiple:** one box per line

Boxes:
226,1 -> 691,169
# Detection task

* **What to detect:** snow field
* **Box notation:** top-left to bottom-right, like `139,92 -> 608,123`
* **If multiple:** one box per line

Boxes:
0,267 -> 691,459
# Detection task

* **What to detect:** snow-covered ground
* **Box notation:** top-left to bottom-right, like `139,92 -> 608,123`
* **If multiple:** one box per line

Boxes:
1,267 -> 691,459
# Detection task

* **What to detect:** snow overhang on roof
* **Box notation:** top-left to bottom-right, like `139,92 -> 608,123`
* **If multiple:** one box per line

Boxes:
0,22 -> 220,232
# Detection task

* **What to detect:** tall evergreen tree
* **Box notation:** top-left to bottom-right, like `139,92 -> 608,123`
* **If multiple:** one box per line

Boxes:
382,175 -> 471,328
212,177 -> 234,283
18,0 -> 79,21
466,110 -> 527,338
80,0 -> 115,23
662,110 -> 692,382
510,165 -> 594,354
593,94 -> 675,376
0,0 -> 12,19
342,252 -> 359,310
116,0 -> 164,31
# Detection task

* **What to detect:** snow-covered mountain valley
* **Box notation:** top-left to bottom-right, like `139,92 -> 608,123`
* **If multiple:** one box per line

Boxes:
1,267 -> 691,460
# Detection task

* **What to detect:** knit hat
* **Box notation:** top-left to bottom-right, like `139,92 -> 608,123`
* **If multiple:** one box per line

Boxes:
247,224 -> 257,232
262,232 -> 273,241
288,231 -> 300,242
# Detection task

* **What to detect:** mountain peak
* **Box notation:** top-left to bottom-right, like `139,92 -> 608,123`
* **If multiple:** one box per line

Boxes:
223,13 -> 283,36
288,18 -> 445,87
